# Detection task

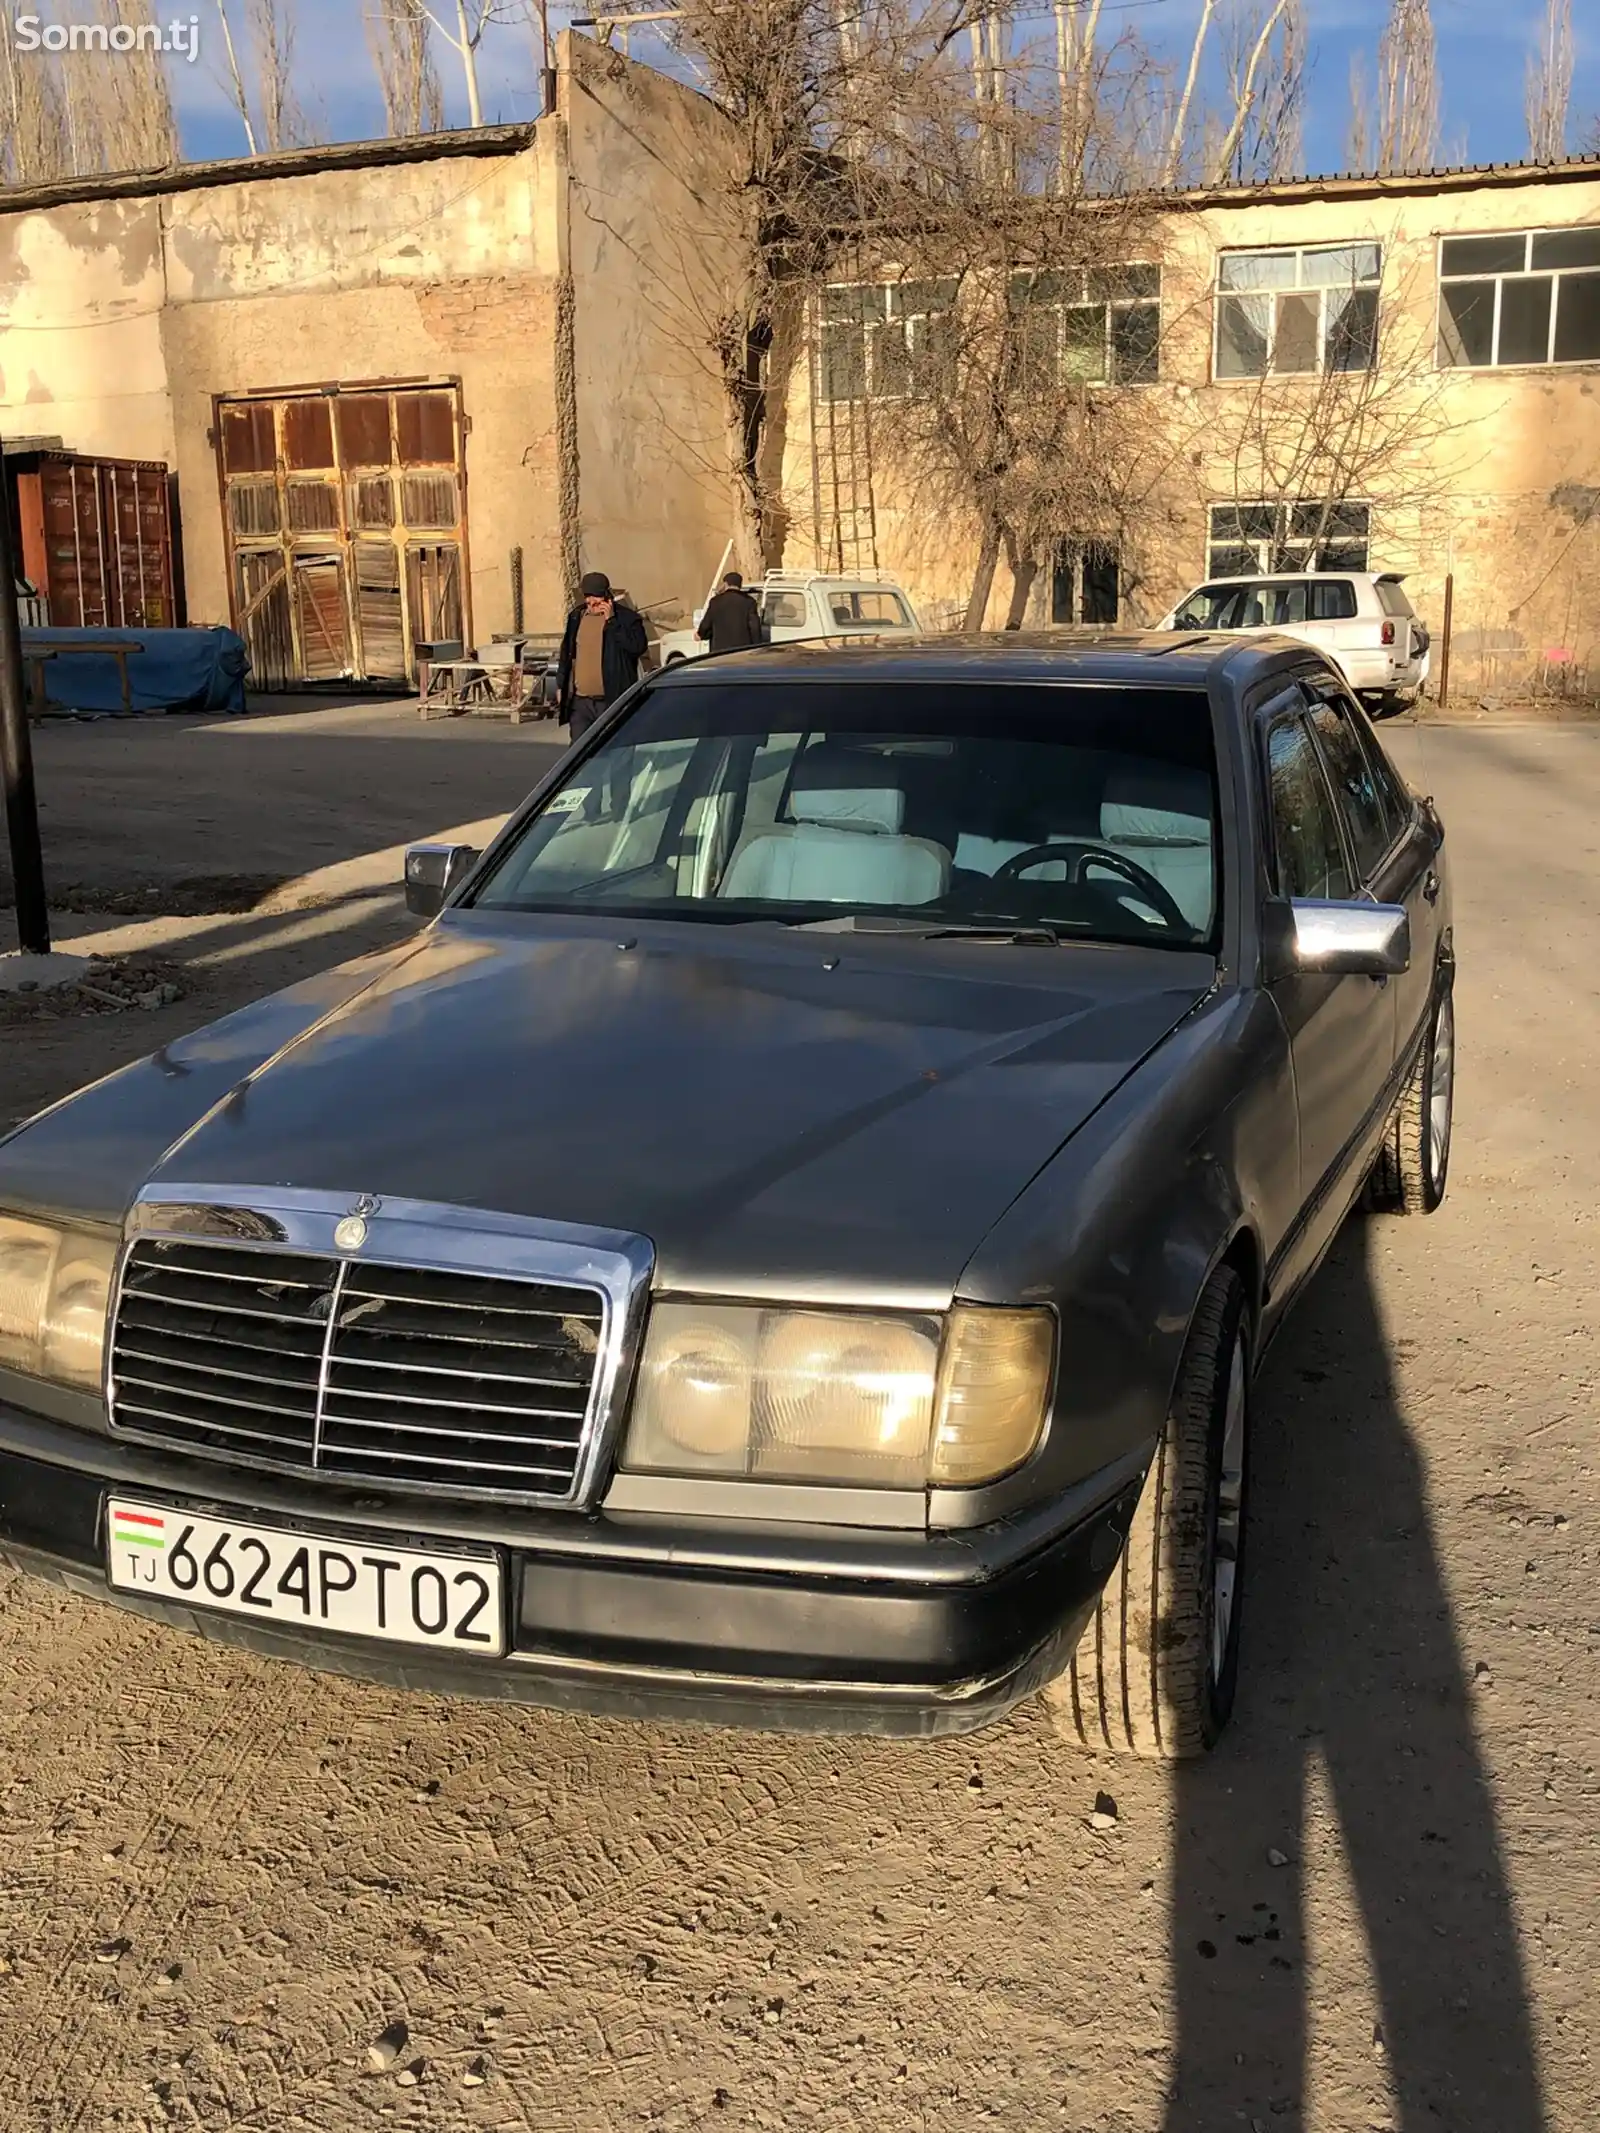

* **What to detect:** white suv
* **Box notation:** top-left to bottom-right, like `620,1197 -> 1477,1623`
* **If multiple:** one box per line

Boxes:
1159,571 -> 1430,713
657,570 -> 922,665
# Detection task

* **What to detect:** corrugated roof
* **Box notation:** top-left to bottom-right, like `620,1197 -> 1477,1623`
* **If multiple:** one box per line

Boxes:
0,123 -> 540,216
1157,152 -> 1600,213
0,114 -> 1595,221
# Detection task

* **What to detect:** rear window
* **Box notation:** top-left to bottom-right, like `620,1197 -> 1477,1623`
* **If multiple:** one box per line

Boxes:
1374,578 -> 1414,618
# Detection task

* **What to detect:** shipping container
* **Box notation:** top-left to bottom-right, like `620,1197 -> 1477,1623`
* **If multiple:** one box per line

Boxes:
5,448 -> 178,632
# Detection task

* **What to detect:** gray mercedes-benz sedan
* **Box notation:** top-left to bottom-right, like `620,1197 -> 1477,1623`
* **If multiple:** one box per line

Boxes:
0,635 -> 1453,1757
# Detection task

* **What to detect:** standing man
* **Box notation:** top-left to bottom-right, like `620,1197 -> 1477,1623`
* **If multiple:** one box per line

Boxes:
696,571 -> 764,656
556,571 -> 650,742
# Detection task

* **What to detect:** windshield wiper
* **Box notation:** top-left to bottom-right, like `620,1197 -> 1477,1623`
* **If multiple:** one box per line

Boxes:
914,922 -> 1067,945
790,915 -> 1075,944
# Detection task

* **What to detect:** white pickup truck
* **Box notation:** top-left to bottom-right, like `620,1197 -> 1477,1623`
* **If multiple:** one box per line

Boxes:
657,570 -> 922,664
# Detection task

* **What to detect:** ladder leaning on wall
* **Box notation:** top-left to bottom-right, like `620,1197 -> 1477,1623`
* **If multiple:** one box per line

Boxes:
808,286 -> 881,577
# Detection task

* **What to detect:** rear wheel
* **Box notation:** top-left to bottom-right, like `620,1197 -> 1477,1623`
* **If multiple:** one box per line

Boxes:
1046,1265 -> 1249,1760
1365,982 -> 1454,1214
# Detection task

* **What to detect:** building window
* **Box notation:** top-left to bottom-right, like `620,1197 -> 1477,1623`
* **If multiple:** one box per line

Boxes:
817,279 -> 958,403
1214,245 -> 1381,379
1051,541 -> 1120,623
1011,266 -> 1161,386
1437,228 -> 1600,369
1206,500 -> 1371,578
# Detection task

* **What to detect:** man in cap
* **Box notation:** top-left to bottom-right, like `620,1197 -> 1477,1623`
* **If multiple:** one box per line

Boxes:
555,571 -> 650,742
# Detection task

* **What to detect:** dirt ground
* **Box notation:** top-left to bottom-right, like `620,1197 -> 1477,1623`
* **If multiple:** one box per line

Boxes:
0,709 -> 1596,2133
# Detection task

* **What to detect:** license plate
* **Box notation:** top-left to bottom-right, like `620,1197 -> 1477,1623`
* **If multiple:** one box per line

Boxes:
105,1498 -> 506,1657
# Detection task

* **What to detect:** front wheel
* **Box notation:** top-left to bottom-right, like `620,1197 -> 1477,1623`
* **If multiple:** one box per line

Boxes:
1365,982 -> 1455,1214
1046,1265 -> 1249,1760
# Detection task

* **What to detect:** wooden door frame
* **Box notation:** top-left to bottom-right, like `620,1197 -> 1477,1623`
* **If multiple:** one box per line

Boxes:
211,376 -> 470,685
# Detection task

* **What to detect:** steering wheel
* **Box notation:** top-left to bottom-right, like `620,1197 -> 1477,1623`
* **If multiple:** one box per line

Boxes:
990,840 -> 1190,932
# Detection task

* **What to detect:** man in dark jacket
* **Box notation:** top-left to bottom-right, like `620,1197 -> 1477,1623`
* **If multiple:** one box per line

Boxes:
556,571 -> 650,741
696,571 -> 765,656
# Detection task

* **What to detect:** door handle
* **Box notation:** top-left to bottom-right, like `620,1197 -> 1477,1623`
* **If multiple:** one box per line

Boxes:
1423,871 -> 1441,905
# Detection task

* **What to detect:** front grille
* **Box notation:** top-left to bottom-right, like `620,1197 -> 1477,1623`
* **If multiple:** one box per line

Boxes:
109,1238 -> 606,1501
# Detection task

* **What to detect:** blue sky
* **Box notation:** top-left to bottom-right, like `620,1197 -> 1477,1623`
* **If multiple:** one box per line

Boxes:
164,2 -> 1598,177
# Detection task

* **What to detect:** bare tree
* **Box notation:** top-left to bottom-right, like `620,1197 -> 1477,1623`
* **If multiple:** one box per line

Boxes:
1206,245 -> 1471,595
214,0 -> 260,154
632,0 -> 1320,610
248,0 -> 310,150
1526,0 -> 1573,164
1348,0 -> 1438,176
0,18 -> 71,183
1202,0 -> 1304,184
654,1 -> 988,570
368,0 -> 445,136
408,0 -> 521,128
57,0 -> 179,175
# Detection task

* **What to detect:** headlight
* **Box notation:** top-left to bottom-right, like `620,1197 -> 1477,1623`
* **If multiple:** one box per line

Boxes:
624,1301 -> 1053,1491
0,1214 -> 119,1391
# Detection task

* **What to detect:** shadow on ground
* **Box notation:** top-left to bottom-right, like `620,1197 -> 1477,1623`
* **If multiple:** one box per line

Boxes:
1163,1218 -> 1547,2130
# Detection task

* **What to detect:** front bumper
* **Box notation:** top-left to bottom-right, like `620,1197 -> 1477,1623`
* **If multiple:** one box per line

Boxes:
0,1405 -> 1144,1737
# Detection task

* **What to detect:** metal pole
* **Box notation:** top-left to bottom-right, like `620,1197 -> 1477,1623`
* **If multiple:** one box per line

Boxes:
1436,571 -> 1454,711
537,0 -> 556,115
0,442 -> 51,955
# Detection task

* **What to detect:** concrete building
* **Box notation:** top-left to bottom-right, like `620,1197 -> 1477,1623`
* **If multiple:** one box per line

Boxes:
786,158 -> 1600,697
0,35 -> 743,686
3,33 -> 1597,699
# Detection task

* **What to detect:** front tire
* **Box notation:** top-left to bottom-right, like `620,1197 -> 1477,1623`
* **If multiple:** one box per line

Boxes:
1365,982 -> 1454,1214
1046,1265 -> 1249,1760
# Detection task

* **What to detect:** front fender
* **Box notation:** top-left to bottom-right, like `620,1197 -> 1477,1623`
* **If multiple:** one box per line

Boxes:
935,987 -> 1293,1529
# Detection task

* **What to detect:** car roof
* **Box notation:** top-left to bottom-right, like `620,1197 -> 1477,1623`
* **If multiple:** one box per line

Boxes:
1188,571 -> 1390,587
648,628 -> 1284,689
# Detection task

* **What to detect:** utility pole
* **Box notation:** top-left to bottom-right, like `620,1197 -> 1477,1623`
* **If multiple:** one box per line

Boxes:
536,0 -> 556,115
0,441 -> 51,956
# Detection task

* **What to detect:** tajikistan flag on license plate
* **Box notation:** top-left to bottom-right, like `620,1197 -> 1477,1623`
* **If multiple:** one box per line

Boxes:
111,1509 -> 167,1552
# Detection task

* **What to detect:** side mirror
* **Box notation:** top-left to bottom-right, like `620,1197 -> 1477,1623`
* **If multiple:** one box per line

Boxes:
1263,897 -> 1411,981
405,842 -> 478,918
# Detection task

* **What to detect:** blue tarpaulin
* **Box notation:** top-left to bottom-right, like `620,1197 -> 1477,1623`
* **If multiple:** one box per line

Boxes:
23,627 -> 251,717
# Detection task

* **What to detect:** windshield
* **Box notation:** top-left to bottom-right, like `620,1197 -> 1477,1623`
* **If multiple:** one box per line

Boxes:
825,589 -> 913,629
472,680 -> 1220,949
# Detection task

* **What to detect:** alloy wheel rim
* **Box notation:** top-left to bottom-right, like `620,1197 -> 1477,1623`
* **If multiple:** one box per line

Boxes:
1210,1333 -> 1247,1686
1428,994 -> 1455,1188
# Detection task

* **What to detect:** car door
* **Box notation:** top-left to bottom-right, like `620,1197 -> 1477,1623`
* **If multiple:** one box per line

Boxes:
1260,687 -> 1395,1238
1305,673 -> 1443,1071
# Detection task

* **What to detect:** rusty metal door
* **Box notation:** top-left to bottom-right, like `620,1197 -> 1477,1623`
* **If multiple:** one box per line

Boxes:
215,383 -> 468,687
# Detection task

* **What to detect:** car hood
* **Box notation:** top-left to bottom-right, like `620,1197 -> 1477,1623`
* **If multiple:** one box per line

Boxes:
138,913 -> 1212,1301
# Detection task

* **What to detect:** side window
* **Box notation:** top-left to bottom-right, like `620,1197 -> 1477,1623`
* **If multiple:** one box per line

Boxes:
1306,694 -> 1392,878
1266,717 -> 1354,900
1308,579 -> 1358,621
1361,726 -> 1415,841
1270,582 -> 1308,625
764,592 -> 807,628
